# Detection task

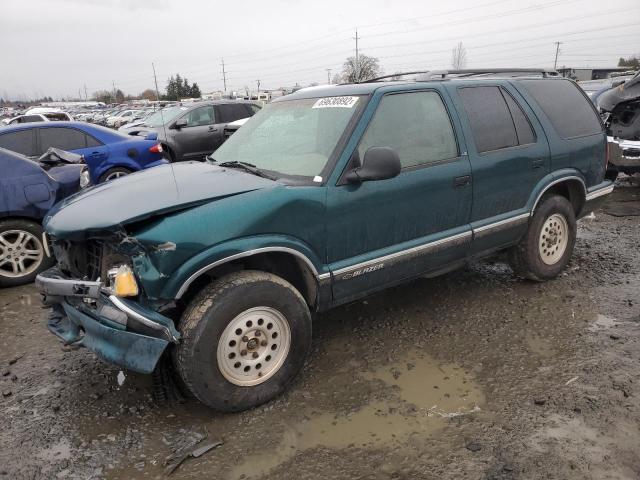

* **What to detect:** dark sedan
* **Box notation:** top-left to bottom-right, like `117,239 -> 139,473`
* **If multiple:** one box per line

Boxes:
0,147 -> 83,287
119,101 -> 260,161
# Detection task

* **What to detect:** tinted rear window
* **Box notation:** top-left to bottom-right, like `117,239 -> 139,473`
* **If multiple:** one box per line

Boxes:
216,104 -> 250,123
0,130 -> 37,156
459,86 -> 518,153
519,79 -> 602,139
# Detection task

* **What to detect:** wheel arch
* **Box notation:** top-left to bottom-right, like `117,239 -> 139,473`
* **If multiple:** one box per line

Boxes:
171,245 -> 327,311
530,174 -> 587,216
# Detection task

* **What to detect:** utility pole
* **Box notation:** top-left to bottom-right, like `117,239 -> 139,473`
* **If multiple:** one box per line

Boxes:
84,84 -> 88,101
221,58 -> 227,92
152,63 -> 161,102
326,68 -> 332,84
112,81 -> 117,104
353,28 -> 361,82
256,79 -> 261,94
553,41 -> 562,70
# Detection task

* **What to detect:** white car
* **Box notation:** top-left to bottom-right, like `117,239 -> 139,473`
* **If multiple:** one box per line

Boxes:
4,109 -> 73,125
106,110 -> 142,128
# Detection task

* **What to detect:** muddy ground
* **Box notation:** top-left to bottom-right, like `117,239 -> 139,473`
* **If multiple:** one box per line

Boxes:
1,179 -> 639,480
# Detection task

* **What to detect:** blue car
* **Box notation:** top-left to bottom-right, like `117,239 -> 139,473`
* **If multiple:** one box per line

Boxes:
0,147 -> 83,287
0,121 -> 167,184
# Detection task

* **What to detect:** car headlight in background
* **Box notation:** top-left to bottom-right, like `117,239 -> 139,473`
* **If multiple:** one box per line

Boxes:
107,265 -> 139,297
79,166 -> 91,189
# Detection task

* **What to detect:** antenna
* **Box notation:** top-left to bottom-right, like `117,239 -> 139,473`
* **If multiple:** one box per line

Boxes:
152,62 -> 179,194
553,42 -> 562,69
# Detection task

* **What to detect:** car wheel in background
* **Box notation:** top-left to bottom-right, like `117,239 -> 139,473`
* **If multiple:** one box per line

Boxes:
98,167 -> 133,183
174,270 -> 312,412
0,219 -> 54,288
508,195 -> 577,281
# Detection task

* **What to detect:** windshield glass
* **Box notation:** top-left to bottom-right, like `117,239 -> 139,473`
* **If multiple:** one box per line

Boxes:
213,96 -> 363,178
144,106 -> 188,127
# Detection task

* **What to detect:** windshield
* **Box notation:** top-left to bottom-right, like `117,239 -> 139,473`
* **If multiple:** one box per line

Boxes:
213,96 -> 363,178
144,106 -> 188,127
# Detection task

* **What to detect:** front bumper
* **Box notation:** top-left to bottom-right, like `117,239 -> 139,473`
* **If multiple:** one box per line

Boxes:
608,136 -> 640,168
36,267 -> 180,374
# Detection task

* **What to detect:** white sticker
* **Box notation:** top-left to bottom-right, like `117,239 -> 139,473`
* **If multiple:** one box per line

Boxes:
312,96 -> 359,109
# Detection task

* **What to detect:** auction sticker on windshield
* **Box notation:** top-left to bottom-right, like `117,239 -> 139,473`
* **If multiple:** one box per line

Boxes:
312,96 -> 359,108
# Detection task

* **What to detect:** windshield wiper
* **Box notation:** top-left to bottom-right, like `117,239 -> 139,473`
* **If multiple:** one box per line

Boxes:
216,160 -> 277,180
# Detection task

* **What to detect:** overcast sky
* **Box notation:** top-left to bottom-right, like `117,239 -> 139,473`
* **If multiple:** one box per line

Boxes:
1,0 -> 638,100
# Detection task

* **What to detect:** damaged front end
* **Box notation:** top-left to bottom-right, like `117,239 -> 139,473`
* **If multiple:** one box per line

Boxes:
36,232 -> 180,374
599,72 -> 640,174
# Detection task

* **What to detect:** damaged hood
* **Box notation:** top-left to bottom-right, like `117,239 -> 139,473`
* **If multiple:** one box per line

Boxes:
597,72 -> 640,112
44,162 -> 278,239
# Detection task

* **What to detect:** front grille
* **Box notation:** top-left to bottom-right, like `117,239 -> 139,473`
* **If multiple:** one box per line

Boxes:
52,240 -> 104,281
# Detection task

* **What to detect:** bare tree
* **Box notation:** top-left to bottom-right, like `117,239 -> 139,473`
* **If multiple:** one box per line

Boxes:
342,54 -> 383,82
451,42 -> 467,70
331,73 -> 344,84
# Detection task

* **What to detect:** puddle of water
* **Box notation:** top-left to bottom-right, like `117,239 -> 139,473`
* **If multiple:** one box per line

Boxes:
229,354 -> 483,480
38,438 -> 71,462
525,335 -> 554,357
588,314 -> 620,332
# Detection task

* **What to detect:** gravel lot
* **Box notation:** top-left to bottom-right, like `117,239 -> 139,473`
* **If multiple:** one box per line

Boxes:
1,178 -> 638,480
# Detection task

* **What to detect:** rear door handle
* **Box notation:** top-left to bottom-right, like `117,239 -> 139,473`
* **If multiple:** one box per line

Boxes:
454,175 -> 472,188
532,158 -> 545,169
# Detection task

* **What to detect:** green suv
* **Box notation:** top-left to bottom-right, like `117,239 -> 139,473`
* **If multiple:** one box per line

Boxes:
36,70 -> 613,411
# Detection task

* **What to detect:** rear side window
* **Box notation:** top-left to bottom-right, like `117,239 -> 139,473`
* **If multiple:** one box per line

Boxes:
459,86 -> 518,153
217,104 -> 250,123
358,91 -> 458,169
0,130 -> 37,156
502,90 -> 536,145
520,79 -> 602,139
39,127 -> 89,151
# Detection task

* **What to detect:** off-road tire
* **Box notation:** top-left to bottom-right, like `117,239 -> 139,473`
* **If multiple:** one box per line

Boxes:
508,195 -> 577,281
98,167 -> 132,183
0,219 -> 54,288
174,270 -> 312,412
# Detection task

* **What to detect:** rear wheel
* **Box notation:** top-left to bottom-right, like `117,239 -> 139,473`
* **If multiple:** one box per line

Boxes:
508,195 -> 577,281
0,219 -> 53,288
98,167 -> 132,183
174,270 -> 312,412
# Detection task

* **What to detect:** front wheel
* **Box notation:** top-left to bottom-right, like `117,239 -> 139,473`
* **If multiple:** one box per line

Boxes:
174,270 -> 312,412
508,195 -> 577,281
0,219 -> 54,288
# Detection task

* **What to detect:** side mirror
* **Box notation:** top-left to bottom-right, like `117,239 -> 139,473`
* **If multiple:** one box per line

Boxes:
344,147 -> 401,183
173,118 -> 187,129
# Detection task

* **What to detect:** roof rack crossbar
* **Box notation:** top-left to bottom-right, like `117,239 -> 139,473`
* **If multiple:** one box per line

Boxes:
361,68 -> 559,83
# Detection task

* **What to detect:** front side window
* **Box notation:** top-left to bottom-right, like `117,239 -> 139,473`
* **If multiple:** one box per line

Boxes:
213,96 -> 363,178
358,91 -> 458,168
39,127 -> 87,151
185,106 -> 214,127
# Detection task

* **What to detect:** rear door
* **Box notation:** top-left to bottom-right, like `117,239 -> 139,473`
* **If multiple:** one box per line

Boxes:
213,104 -> 253,150
447,83 -> 550,253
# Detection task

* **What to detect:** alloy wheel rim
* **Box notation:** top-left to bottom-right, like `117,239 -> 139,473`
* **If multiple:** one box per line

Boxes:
0,230 -> 44,278
105,171 -> 127,181
217,306 -> 291,386
539,213 -> 569,265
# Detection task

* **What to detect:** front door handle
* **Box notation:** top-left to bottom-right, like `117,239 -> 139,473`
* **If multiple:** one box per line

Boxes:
454,175 -> 472,188
532,158 -> 545,169
208,126 -> 219,132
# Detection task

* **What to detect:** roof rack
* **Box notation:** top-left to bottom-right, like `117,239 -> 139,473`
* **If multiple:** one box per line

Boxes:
362,68 -> 560,83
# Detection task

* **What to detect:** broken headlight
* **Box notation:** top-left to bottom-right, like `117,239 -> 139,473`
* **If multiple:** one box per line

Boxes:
79,166 -> 91,189
106,264 -> 139,297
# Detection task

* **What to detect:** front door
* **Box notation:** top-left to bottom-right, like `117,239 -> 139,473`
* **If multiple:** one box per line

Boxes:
173,105 -> 221,159
326,89 -> 473,305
